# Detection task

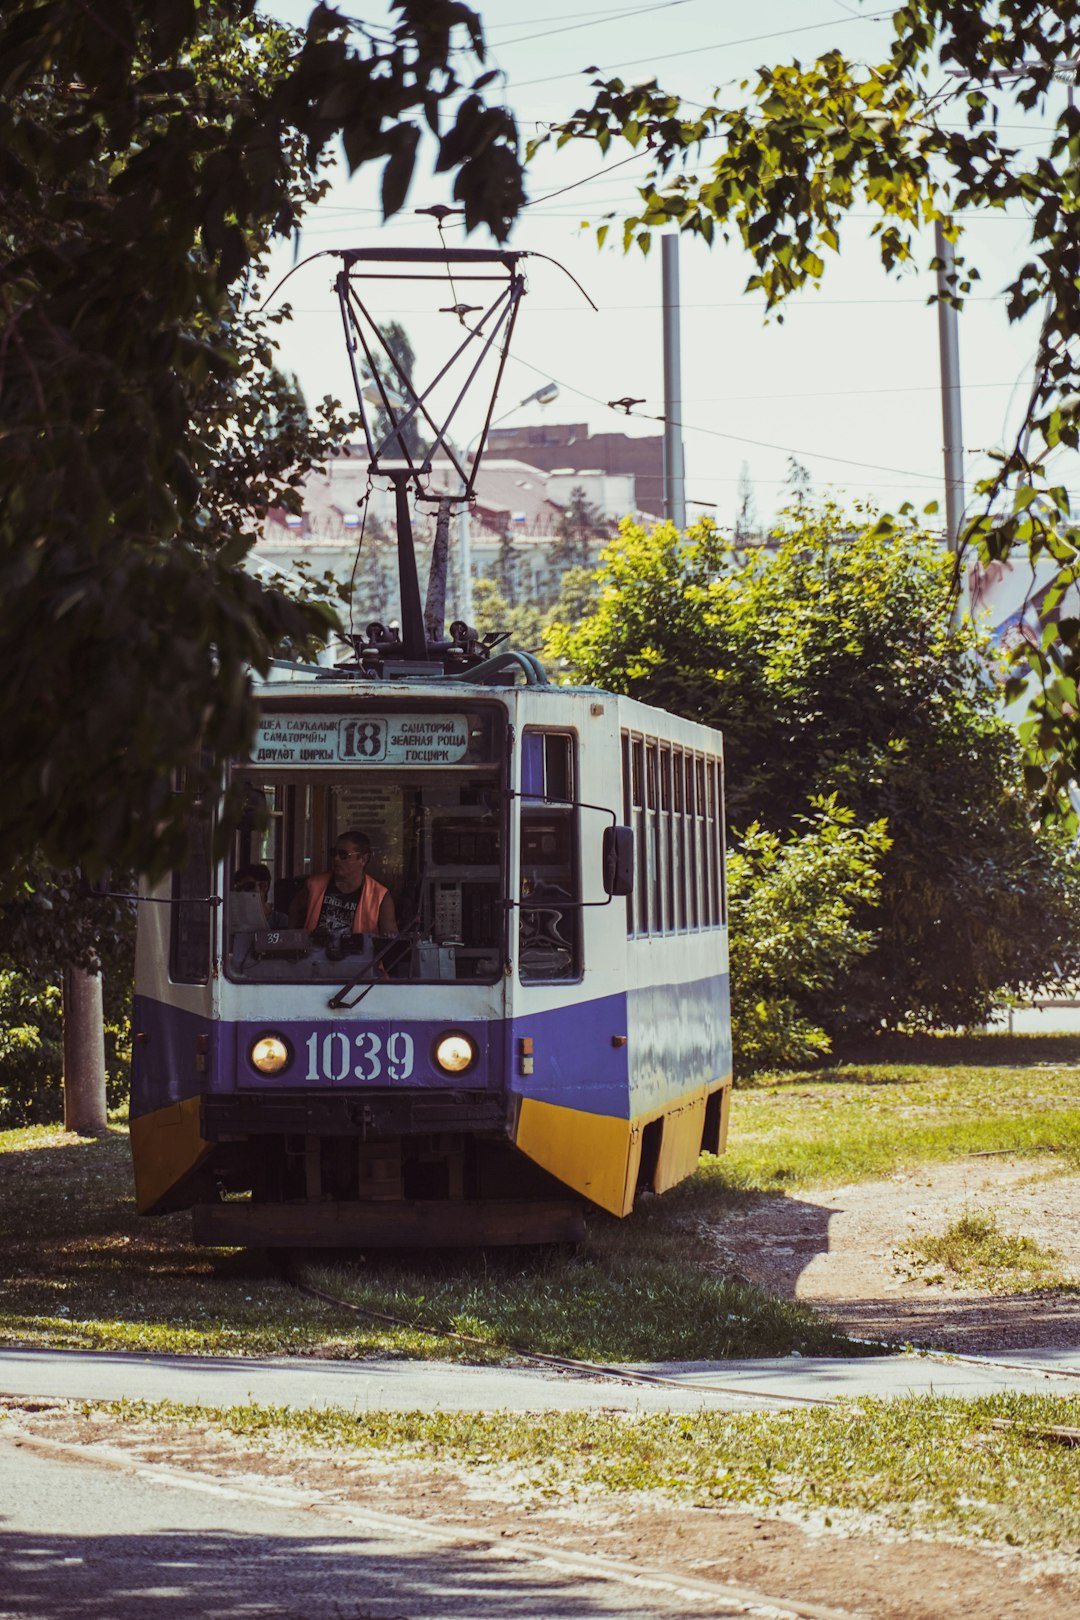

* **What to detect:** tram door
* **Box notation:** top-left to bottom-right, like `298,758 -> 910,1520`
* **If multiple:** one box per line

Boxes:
518,729 -> 581,983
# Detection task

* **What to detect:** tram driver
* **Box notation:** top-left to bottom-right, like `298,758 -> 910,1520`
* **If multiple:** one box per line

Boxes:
288,829 -> 398,939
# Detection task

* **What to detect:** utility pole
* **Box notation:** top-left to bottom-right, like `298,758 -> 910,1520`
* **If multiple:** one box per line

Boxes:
935,219 -> 966,553
661,234 -> 687,531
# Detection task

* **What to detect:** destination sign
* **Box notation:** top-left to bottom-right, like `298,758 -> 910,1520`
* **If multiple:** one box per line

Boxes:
252,713 -> 471,767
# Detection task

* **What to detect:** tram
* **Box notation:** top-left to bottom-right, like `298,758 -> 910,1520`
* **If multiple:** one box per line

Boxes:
128,243 -> 732,1245
130,657 -> 732,1245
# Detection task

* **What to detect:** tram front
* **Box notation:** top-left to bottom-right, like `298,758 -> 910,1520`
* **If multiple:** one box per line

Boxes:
130,679 -> 584,1246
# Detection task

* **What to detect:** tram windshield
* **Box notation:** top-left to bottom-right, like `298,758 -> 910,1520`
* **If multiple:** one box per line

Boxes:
226,705 -> 505,985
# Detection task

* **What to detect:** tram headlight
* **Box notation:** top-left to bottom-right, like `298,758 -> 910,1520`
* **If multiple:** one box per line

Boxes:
433,1031 -> 477,1075
249,1033 -> 292,1076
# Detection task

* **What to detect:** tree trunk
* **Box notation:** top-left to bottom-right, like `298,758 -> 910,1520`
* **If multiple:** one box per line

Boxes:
62,966 -> 108,1134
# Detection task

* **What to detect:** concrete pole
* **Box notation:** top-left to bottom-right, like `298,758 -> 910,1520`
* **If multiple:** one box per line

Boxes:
935,219 -> 966,553
425,498 -> 451,641
661,234 -> 687,531
62,966 -> 108,1134
458,504 -> 473,625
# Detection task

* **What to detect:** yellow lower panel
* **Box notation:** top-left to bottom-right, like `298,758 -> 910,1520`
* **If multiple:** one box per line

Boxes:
653,1093 -> 708,1194
516,1077 -> 734,1217
515,1097 -> 638,1217
129,1095 -> 214,1214
717,1081 -> 733,1154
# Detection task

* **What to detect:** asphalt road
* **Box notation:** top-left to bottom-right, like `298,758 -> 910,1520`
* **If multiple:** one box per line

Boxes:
0,1428 -> 816,1620
3,1348 -> 1079,1620
2,1344 -> 1079,1415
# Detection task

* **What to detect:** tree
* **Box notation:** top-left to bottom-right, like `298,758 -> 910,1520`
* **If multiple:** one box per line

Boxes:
472,576 -> 548,655
495,528 -> 520,604
1,0 -> 526,882
733,462 -> 758,545
362,320 -> 432,461
549,563 -> 599,626
782,457 -> 812,515
0,853 -> 135,1127
548,506 -> 1080,1036
552,485 -> 609,572
539,1 -> 1080,816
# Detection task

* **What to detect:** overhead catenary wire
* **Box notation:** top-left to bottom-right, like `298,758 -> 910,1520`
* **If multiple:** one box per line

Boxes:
493,347 -> 948,485
512,8 -> 896,89
486,0 -> 704,51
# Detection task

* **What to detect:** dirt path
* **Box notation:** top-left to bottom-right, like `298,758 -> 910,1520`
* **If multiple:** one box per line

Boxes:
6,1404 -> 1079,1620
705,1157 -> 1080,1353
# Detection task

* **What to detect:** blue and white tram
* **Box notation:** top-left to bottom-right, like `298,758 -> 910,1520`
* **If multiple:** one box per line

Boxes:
130,662 -> 732,1245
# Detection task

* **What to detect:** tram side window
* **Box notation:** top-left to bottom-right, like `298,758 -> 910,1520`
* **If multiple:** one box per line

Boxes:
521,729 -> 573,802
631,736 -> 646,934
622,730 -> 725,938
519,729 -> 580,981
621,732 -> 634,936
672,747 -> 686,929
660,745 -> 675,932
170,804 -> 213,984
710,757 -> 727,924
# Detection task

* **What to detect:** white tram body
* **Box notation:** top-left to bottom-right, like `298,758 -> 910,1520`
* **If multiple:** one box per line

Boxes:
130,667 -> 732,1245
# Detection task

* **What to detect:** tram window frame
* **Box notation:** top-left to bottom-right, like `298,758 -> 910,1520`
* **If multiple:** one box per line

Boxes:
622,731 -> 725,940
645,740 -> 661,934
684,753 -> 698,930
711,756 -> 728,925
169,797 -> 214,985
692,757 -> 705,928
631,736 -> 647,935
660,744 -> 674,933
224,766 -> 508,986
672,746 -> 686,931
621,731 -> 634,936
519,727 -> 582,984
521,729 -> 574,804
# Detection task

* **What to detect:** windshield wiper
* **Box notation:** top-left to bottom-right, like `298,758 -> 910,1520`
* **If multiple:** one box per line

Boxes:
327,933 -> 414,1009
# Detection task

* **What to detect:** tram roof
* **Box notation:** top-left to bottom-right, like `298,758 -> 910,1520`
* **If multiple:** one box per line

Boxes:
255,664 -> 724,748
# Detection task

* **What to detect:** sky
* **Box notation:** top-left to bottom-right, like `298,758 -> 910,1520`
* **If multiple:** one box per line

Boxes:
258,1 -> 1074,534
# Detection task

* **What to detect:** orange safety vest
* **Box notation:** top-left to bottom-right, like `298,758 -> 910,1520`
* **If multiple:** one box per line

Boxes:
302,871 -> 389,935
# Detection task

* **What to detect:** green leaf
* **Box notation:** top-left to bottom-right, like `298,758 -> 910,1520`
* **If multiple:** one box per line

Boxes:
381,125 -> 419,218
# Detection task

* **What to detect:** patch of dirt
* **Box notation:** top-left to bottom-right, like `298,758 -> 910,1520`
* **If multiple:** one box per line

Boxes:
707,1157 -> 1080,1352
8,1403 -> 1080,1620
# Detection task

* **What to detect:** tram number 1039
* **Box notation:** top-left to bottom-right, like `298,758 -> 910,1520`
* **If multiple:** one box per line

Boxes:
304,1030 -> 415,1083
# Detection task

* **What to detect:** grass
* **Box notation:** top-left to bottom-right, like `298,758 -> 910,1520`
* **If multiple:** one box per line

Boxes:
897,1207 -> 1068,1293
307,1195 -> 855,1361
0,1127 -> 419,1358
715,1033 -> 1080,1192
0,1125 -> 850,1361
91,1392 -> 1080,1553
4,1032 -> 1080,1358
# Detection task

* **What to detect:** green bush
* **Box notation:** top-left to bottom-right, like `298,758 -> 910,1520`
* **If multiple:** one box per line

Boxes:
548,508 -> 1080,1041
0,971 -> 63,1125
728,798 -> 889,1074
0,968 -> 131,1127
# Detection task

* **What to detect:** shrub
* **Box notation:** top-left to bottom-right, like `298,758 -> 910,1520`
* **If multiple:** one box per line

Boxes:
728,798 -> 889,1074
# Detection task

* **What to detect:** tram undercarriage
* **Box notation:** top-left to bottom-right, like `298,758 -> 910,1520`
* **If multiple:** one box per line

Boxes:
133,1087 -> 587,1247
